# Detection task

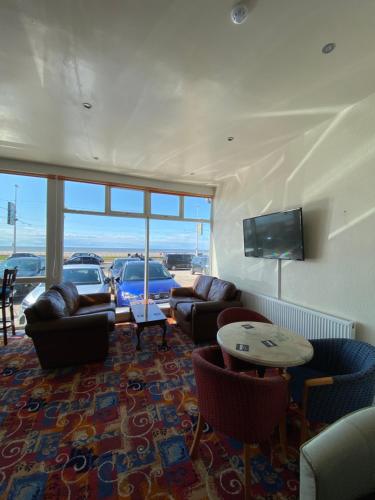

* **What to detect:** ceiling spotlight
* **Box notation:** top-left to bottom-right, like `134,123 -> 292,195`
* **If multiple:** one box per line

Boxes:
227,136 -> 234,141
83,102 -> 92,109
231,4 -> 249,25
322,43 -> 336,54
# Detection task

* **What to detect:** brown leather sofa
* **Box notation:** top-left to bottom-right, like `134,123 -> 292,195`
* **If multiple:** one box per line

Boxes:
170,275 -> 242,343
25,282 -> 115,369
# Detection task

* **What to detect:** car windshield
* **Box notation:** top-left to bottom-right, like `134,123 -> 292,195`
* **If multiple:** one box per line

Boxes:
6,258 -> 40,273
63,268 -> 102,285
123,262 -> 171,281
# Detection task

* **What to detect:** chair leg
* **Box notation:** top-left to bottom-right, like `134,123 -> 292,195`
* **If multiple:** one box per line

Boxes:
300,416 -> 310,444
2,305 -> 7,346
279,413 -> 288,462
190,412 -> 205,459
10,303 -> 16,336
244,443 -> 253,500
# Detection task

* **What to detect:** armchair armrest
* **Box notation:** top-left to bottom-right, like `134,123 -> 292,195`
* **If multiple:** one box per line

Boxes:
79,293 -> 111,307
193,300 -> 243,314
302,376 -> 334,419
25,312 -> 111,336
171,287 -> 195,298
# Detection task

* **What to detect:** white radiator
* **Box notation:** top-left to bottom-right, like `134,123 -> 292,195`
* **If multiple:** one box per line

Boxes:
246,292 -> 355,340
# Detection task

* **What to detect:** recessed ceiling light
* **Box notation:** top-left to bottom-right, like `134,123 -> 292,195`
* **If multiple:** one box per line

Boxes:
230,4 -> 249,25
227,136 -> 234,141
83,102 -> 92,109
322,43 -> 336,54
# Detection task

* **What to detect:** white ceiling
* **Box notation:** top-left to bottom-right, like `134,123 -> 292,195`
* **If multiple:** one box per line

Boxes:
1,0 -> 375,186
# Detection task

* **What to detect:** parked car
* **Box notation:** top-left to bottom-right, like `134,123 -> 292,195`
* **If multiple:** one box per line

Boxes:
65,255 -> 103,266
109,257 -> 141,284
70,252 -> 104,265
116,260 -> 180,306
19,264 -> 110,325
191,255 -> 209,275
163,253 -> 193,270
10,252 -> 37,258
0,256 -> 45,298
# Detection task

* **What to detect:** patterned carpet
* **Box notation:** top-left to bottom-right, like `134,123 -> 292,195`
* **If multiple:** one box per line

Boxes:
0,324 -> 301,499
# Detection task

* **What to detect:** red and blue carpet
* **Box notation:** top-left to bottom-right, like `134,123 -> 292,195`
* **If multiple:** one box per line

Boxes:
0,325 -> 301,499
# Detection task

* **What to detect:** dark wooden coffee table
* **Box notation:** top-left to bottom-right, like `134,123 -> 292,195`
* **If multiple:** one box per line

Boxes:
130,302 -> 168,350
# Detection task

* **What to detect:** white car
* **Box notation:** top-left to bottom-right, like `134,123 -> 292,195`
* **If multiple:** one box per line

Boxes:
19,264 -> 110,325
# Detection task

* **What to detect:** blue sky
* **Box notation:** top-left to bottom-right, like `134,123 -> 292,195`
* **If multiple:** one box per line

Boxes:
0,173 -> 210,251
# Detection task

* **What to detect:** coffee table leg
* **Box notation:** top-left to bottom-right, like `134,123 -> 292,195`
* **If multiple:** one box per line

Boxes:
162,322 -> 167,347
136,326 -> 143,351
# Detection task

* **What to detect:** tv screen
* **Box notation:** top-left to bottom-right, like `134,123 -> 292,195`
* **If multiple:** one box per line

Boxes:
243,208 -> 304,260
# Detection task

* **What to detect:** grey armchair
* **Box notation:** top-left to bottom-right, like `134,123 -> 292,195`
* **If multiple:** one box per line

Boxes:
299,406 -> 375,500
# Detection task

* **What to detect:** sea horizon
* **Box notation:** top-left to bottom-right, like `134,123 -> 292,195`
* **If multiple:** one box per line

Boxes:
0,245 -> 208,255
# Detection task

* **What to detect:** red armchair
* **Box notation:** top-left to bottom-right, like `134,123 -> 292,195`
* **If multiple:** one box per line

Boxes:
190,346 -> 288,499
217,307 -> 272,373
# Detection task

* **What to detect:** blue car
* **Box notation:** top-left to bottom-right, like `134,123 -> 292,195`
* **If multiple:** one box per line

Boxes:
116,261 -> 180,306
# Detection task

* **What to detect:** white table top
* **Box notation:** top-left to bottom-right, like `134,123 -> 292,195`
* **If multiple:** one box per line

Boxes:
217,321 -> 314,368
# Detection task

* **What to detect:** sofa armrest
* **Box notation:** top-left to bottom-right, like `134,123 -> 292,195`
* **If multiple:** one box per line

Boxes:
79,293 -> 111,307
193,300 -> 243,313
25,312 -> 111,336
171,287 -> 195,298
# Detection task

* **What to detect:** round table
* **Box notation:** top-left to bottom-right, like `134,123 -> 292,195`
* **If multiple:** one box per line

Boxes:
217,321 -> 314,368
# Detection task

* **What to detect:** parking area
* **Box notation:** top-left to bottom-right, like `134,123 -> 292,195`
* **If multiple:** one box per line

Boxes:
10,264 -> 198,331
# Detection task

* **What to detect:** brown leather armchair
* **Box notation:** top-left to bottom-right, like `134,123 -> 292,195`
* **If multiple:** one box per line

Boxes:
25,282 -> 116,369
170,275 -> 242,343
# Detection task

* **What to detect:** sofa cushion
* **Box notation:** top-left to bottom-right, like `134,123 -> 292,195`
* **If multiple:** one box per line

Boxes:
193,275 -> 215,300
74,303 -> 116,316
176,302 -> 196,321
51,282 -> 80,315
33,290 -> 68,321
207,278 -> 237,302
169,296 -> 205,310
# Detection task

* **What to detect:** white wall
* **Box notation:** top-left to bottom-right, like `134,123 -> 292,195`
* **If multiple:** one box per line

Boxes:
212,93 -> 375,345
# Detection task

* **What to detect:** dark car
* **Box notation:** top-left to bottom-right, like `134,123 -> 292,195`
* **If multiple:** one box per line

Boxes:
109,257 -> 141,285
0,256 -> 44,299
65,256 -> 102,266
10,252 -> 37,258
70,252 -> 104,265
116,261 -> 180,306
191,255 -> 209,275
163,253 -> 193,270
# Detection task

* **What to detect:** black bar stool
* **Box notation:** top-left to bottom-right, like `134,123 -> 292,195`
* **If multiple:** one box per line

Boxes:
1,268 -> 18,345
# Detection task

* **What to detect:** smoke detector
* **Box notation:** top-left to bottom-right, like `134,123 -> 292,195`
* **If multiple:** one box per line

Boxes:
231,4 -> 249,25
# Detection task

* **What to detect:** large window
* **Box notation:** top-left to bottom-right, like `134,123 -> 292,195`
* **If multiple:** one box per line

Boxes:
0,173 -> 47,329
0,172 -> 212,333
111,187 -> 144,213
65,181 -> 105,212
150,219 -> 210,288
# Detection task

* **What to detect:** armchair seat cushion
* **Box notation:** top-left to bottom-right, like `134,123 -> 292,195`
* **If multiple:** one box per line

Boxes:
74,302 -> 116,317
169,296 -> 204,309
176,302 -> 196,321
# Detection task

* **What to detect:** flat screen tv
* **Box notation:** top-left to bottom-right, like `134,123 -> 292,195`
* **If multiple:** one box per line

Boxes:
243,208 -> 304,260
